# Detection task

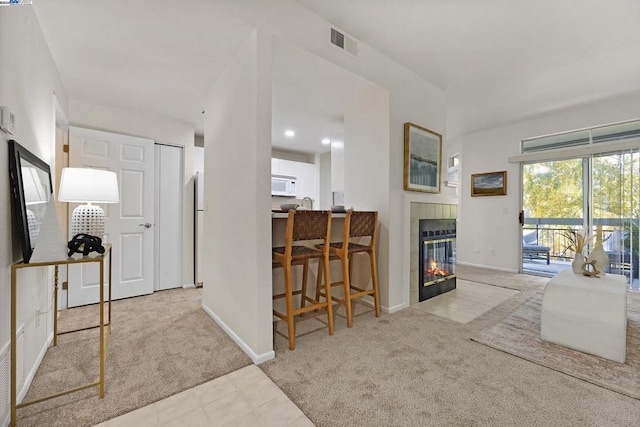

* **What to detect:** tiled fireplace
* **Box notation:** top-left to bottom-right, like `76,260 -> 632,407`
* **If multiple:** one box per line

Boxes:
410,203 -> 458,305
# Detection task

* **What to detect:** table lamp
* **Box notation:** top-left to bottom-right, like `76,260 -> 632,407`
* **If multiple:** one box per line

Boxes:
58,167 -> 119,238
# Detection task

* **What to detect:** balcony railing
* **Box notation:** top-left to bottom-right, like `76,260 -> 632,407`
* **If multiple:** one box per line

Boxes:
523,217 -> 638,278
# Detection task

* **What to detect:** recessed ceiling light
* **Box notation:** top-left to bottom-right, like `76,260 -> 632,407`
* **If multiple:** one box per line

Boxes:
284,130 -> 295,137
321,138 -> 331,145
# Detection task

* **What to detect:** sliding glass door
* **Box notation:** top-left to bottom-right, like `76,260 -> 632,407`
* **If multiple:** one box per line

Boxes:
522,159 -> 585,275
592,150 -> 639,287
522,150 -> 639,289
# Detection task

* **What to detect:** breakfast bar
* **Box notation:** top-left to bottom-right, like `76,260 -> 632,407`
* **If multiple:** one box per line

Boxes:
271,209 -> 380,348
271,211 -> 348,312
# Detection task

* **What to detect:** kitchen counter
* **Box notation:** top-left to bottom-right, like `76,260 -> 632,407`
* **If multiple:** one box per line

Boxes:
272,210 -> 347,246
271,210 -> 346,219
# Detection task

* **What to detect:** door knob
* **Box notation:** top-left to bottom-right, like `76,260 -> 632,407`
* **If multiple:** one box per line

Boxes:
139,222 -> 152,228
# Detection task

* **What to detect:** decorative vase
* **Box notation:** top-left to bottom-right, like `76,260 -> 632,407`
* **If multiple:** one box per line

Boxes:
572,253 -> 585,274
588,225 -> 609,275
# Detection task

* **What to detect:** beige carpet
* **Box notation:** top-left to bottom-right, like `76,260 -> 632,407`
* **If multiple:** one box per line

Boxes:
262,275 -> 640,426
472,289 -> 640,400
17,288 -> 252,427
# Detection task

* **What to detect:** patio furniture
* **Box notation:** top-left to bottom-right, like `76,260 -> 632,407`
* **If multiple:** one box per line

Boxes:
522,232 -> 550,264
541,269 -> 627,363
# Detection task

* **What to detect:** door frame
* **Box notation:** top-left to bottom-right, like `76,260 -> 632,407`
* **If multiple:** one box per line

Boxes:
154,142 -> 185,291
67,126 -> 156,306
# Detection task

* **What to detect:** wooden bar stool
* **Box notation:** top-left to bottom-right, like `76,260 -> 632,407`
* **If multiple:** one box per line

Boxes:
316,210 -> 380,327
272,210 -> 335,350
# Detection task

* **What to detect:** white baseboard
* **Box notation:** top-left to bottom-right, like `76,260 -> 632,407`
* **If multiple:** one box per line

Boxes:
201,303 -> 275,365
182,283 -> 196,289
456,261 -> 518,274
385,302 -> 406,314
18,332 -> 53,404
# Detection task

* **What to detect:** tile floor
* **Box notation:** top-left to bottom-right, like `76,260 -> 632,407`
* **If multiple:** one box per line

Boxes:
94,365 -> 314,427
413,279 -> 520,323
94,280 -> 516,426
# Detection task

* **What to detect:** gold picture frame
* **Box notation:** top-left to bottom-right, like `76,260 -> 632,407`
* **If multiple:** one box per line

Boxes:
471,171 -> 507,197
403,122 -> 442,193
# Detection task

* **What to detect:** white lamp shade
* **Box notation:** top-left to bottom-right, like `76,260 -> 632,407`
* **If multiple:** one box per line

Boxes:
58,168 -> 119,203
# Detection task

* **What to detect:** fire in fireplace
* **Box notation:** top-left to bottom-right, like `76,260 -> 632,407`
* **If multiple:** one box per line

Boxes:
419,219 -> 456,301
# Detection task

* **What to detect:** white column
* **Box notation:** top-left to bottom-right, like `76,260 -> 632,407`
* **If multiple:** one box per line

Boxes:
202,29 -> 274,363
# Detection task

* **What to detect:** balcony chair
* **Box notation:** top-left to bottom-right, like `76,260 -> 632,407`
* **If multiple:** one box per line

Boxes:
522,231 -> 550,264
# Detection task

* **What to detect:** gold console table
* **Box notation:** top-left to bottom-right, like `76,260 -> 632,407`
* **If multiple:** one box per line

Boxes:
10,244 -> 112,426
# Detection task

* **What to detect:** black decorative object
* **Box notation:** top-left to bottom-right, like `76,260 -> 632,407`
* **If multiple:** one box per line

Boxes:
67,233 -> 105,256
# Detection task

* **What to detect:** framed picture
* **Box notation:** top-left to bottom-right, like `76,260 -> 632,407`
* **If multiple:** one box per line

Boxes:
403,122 -> 442,193
471,171 -> 507,197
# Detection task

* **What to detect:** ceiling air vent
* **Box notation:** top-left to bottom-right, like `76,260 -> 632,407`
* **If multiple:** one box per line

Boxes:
329,26 -> 359,57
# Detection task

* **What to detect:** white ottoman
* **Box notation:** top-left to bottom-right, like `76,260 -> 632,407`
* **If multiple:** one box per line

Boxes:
541,269 -> 628,363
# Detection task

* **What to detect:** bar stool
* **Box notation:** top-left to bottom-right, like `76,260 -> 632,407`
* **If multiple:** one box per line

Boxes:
272,210 -> 335,350
316,210 -> 380,327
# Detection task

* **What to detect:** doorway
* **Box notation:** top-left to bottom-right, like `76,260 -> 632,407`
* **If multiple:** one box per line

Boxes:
67,127 -> 185,307
521,151 -> 639,289
154,143 -> 184,291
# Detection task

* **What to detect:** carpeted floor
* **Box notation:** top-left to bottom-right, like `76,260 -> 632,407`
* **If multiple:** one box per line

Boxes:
17,288 -> 252,427
261,269 -> 640,426
473,290 -> 640,400
16,267 -> 640,426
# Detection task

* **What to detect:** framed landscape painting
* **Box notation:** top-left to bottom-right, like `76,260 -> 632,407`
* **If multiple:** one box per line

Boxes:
404,122 -> 442,193
471,171 -> 507,196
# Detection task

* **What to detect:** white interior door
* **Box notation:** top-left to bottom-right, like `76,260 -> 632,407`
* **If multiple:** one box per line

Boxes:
154,143 -> 183,291
68,127 -> 155,306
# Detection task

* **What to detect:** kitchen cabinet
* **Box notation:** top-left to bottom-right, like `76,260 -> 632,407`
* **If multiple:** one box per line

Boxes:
271,158 -> 298,177
296,162 -> 316,201
279,159 -> 298,177
271,158 -> 318,202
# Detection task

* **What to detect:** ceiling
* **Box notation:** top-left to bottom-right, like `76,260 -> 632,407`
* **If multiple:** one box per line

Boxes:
32,0 -> 253,139
271,40 -> 374,154
298,0 -> 640,137
33,0 -> 640,155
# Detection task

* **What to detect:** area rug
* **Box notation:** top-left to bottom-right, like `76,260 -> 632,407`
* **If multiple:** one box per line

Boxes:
16,288 -> 252,427
472,290 -> 640,400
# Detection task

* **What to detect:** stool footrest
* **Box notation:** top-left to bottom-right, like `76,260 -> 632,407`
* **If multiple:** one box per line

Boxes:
318,291 -> 346,305
273,290 -> 303,300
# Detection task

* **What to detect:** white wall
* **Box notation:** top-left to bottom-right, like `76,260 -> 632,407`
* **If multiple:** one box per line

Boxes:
318,151 -> 331,209
202,29 -> 274,363
68,99 -> 196,286
343,85 -> 391,303
0,5 -> 68,421
330,141 -> 344,192
194,146 -> 204,174
458,90 -> 640,272
211,0 -> 448,315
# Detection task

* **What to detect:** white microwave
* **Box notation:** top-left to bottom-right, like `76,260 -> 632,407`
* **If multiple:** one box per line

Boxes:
271,175 -> 297,196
